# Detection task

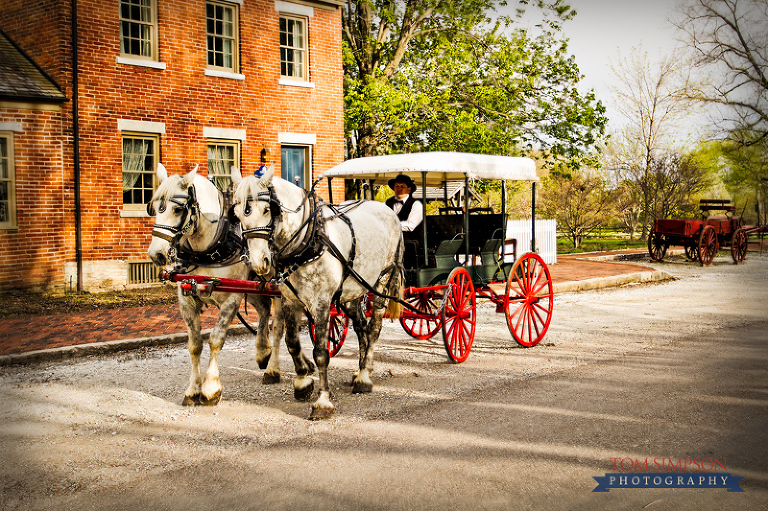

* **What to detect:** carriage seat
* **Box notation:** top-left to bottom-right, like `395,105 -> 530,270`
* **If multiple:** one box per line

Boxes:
433,239 -> 463,269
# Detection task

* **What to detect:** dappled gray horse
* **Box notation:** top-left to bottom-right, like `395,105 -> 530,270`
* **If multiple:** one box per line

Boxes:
232,165 -> 403,419
147,163 -> 312,405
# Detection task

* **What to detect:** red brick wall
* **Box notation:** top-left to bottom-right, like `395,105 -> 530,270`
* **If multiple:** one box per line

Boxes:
0,0 -> 344,291
0,109 -> 69,291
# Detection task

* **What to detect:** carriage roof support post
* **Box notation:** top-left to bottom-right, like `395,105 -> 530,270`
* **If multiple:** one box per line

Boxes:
464,175 -> 470,260
531,181 -> 537,253
501,179 -> 507,261
421,171 -> 428,265
327,177 -> 333,203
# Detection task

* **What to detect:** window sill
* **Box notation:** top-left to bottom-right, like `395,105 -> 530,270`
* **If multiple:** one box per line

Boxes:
121,210 -> 150,218
279,78 -> 315,89
205,69 -> 246,81
117,56 -> 167,70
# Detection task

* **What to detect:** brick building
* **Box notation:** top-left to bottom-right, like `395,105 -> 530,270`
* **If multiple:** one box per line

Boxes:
0,0 -> 344,293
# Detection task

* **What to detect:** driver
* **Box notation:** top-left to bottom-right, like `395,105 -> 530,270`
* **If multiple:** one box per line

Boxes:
385,174 -> 423,232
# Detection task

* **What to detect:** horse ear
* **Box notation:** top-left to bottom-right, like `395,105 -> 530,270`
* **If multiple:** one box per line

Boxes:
260,163 -> 275,184
231,166 -> 242,187
157,163 -> 168,182
184,165 -> 197,182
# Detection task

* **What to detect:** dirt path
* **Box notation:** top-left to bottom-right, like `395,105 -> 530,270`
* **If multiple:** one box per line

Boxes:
1,254 -> 767,510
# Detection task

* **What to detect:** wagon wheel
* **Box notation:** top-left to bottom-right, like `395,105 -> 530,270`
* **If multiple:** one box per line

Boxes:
504,252 -> 553,348
731,227 -> 748,263
647,230 -> 666,261
698,225 -> 719,266
400,289 -> 442,340
684,243 -> 699,261
308,304 -> 349,357
441,267 -> 476,363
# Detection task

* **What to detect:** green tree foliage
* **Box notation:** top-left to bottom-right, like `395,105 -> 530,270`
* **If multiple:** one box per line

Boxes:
540,169 -> 614,248
343,0 -> 607,171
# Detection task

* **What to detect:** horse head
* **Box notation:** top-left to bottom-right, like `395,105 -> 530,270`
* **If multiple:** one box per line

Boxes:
231,164 -> 279,276
147,163 -> 220,267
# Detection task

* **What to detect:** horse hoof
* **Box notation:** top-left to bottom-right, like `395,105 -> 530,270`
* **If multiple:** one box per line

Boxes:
182,394 -> 201,406
294,379 -> 315,402
308,406 -> 334,421
199,391 -> 221,406
262,372 -> 281,385
256,353 -> 271,370
352,381 -> 373,394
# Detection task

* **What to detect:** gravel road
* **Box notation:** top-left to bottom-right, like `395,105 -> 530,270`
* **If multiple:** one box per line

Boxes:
2,253 -> 767,510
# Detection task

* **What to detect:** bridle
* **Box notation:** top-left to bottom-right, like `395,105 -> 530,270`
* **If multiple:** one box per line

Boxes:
148,187 -> 198,246
236,184 -> 326,281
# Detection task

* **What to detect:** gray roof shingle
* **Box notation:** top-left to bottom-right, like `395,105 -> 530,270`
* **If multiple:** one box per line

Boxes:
0,29 -> 67,103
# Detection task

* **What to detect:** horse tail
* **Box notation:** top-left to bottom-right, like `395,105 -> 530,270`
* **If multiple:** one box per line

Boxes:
387,281 -> 403,320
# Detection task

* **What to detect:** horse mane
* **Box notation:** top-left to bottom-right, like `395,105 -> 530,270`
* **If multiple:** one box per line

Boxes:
151,174 -> 186,203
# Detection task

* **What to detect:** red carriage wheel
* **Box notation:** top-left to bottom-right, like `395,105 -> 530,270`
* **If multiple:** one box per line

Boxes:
731,227 -> 748,263
505,252 -> 553,348
647,230 -> 667,261
308,304 -> 349,357
698,225 -> 719,266
684,244 -> 699,261
441,267 -> 476,363
400,289 -> 442,339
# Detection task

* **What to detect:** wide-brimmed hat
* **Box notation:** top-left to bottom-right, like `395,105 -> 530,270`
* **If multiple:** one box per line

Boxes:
388,174 -> 417,193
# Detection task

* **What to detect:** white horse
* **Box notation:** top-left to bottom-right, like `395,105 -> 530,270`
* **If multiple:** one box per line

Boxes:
147,163 -> 313,405
231,166 -> 403,420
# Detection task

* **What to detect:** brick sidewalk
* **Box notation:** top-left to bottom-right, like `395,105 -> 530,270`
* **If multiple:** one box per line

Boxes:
0,251 -> 656,357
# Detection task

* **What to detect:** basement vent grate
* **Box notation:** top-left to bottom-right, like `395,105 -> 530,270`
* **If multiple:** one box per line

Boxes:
128,261 -> 161,285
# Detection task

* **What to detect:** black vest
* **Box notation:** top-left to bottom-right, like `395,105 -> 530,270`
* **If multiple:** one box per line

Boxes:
386,195 -> 417,221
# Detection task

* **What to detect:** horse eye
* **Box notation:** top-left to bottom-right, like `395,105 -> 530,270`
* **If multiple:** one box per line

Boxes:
244,203 -> 252,216
173,207 -> 184,215
263,205 -> 270,216
158,204 -> 166,213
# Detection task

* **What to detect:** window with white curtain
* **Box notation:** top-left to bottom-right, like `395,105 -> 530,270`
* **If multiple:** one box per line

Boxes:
207,140 -> 240,194
122,133 -> 158,210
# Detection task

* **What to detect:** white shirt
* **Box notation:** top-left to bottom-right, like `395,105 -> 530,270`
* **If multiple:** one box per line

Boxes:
392,197 -> 424,232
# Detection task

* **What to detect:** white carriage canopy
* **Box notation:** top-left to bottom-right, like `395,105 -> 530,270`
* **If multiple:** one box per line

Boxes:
319,152 -> 539,186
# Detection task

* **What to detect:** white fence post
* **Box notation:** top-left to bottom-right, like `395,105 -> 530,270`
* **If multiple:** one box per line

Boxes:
504,219 -> 557,265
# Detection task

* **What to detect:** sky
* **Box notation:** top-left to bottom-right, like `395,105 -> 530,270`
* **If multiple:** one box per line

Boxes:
503,0 -> 687,134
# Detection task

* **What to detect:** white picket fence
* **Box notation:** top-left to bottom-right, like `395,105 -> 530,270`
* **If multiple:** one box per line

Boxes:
504,219 -> 557,265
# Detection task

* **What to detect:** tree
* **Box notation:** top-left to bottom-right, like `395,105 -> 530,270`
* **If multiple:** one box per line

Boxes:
342,0 -> 607,169
675,0 -> 768,145
540,169 -> 614,248
715,134 -> 768,224
607,48 -> 693,236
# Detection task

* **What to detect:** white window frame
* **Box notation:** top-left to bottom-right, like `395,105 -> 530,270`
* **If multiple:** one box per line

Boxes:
121,132 -> 160,214
119,0 -> 159,62
207,139 -> 241,194
279,13 -> 309,81
0,132 -> 17,230
206,0 -> 240,74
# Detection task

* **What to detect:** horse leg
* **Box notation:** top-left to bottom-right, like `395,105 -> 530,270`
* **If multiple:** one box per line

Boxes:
344,299 -> 368,386
199,293 -> 242,405
308,304 -> 334,420
247,294 -> 282,384
180,294 -> 204,406
282,303 -> 315,400
352,296 -> 387,394
247,294 -> 273,370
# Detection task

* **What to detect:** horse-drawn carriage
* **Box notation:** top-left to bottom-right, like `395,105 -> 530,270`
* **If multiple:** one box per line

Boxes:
148,152 -> 553,418
647,199 -> 750,265
315,152 -> 553,363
